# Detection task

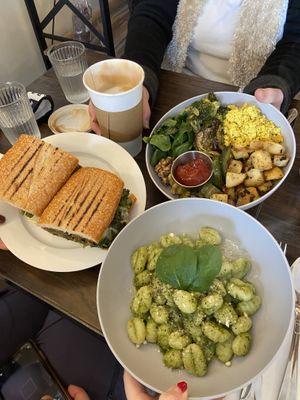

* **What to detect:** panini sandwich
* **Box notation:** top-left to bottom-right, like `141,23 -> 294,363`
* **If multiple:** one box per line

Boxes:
0,134 -> 79,216
38,166 -> 136,248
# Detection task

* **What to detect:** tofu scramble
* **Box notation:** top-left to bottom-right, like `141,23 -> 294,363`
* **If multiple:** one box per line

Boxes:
223,104 -> 283,147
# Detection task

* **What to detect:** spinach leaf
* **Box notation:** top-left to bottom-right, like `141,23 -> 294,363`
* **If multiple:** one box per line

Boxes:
150,148 -> 166,166
155,244 -> 222,292
190,245 -> 222,291
156,244 -> 197,290
171,142 -> 193,158
149,134 -> 171,152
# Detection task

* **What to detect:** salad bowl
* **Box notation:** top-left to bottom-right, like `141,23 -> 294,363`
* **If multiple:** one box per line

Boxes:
145,92 -> 296,210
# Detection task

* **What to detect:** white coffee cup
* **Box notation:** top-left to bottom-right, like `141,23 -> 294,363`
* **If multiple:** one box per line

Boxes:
83,59 -> 144,157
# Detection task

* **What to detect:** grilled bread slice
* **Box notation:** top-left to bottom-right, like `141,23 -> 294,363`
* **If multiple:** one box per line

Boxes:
38,167 -> 124,245
0,134 -> 79,216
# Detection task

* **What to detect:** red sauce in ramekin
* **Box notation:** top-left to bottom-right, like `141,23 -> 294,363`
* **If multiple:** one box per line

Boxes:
174,158 -> 212,186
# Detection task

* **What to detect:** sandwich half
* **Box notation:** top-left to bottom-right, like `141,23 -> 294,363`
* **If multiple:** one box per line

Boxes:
0,134 -> 79,216
38,166 -> 135,248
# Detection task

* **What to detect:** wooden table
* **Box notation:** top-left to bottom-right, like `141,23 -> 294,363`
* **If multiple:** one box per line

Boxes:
0,51 -> 299,334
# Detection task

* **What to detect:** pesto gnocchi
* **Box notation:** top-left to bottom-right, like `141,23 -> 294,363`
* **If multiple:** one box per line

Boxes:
127,227 -> 262,377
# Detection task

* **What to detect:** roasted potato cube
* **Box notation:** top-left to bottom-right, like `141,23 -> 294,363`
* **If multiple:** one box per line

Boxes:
232,147 -> 249,159
236,187 -> 260,206
211,194 -> 228,203
227,159 -> 243,173
226,172 -> 246,188
262,141 -> 284,155
249,150 -> 273,171
273,154 -> 289,167
236,190 -> 252,206
223,186 -> 236,201
248,140 -> 264,151
257,181 -> 273,194
245,187 -> 260,200
243,158 -> 253,173
264,167 -> 284,181
244,169 -> 265,187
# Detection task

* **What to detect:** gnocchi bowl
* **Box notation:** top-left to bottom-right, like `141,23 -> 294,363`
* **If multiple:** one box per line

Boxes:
97,198 -> 294,399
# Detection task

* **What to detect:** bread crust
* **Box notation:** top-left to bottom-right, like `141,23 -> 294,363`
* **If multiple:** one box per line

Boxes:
0,134 -> 79,216
39,167 -> 124,243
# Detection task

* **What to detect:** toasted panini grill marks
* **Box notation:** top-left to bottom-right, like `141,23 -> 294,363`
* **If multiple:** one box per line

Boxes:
50,183 -> 80,226
66,171 -> 105,230
3,143 -> 43,197
60,172 -> 91,227
0,134 -> 79,216
38,167 -> 124,244
10,168 -> 34,199
73,183 -> 107,231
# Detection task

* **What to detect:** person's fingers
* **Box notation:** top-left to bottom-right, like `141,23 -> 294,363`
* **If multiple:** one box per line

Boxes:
68,384 -> 91,400
159,381 -> 188,400
143,86 -> 151,129
88,101 -> 101,135
254,88 -> 284,110
123,370 -> 157,400
0,240 -> 7,250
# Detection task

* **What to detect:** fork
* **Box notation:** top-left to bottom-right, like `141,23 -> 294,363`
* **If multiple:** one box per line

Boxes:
238,241 -> 288,400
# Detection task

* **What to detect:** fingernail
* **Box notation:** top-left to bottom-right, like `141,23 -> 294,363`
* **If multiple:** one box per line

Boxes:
177,381 -> 187,393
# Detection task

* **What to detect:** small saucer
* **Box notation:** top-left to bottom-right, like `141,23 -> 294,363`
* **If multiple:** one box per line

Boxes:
48,104 -> 91,134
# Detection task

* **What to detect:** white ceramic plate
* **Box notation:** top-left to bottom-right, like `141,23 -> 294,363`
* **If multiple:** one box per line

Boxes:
97,198 -> 294,399
0,133 -> 146,272
145,92 -> 296,210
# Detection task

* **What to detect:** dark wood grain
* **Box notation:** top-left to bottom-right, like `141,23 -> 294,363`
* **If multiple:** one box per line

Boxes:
0,50 -> 299,333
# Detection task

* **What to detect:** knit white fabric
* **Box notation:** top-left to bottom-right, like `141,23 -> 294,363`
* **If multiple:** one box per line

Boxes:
162,0 -> 289,87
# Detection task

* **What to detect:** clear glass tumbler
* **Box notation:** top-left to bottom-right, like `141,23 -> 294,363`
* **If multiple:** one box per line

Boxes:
0,81 -> 41,145
47,41 -> 89,104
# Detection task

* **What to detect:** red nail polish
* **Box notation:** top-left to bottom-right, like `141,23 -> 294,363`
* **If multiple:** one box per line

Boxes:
177,381 -> 187,393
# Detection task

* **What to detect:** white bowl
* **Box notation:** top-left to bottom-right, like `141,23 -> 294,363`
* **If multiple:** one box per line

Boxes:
145,92 -> 296,210
97,198 -> 294,399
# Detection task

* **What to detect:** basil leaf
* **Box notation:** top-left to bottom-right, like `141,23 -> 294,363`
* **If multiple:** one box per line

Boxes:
155,244 -> 222,293
156,244 -> 197,290
189,245 -> 222,292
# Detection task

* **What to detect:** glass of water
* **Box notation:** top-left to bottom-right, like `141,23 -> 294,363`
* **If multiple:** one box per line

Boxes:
47,41 -> 89,104
0,81 -> 41,145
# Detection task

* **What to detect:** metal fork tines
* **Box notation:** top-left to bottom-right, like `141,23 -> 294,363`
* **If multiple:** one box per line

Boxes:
279,241 -> 287,255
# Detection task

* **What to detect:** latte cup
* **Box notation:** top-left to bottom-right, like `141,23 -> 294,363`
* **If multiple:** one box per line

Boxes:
83,59 -> 144,157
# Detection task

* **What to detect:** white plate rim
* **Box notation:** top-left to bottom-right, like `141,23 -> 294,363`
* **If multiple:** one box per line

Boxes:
145,91 -> 296,211
0,133 -> 146,272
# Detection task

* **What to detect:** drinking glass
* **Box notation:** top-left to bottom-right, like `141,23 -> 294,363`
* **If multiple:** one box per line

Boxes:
0,81 -> 41,145
47,41 -> 89,104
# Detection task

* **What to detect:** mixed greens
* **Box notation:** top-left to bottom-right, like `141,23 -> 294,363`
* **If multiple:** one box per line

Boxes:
144,93 -> 230,198
145,92 -> 228,166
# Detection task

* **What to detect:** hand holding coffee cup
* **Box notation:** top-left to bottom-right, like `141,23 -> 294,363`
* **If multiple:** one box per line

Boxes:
89,86 -> 151,135
83,59 -> 145,157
